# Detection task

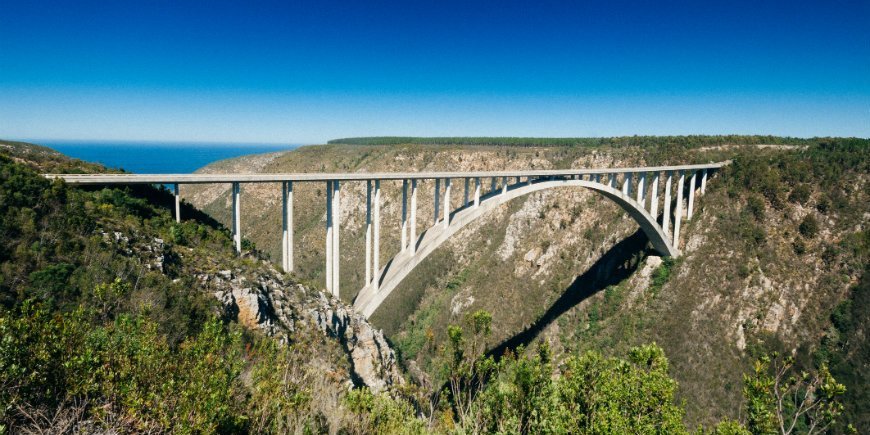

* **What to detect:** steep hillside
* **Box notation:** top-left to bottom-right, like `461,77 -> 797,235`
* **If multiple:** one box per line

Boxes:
0,142 -> 406,432
552,145 -> 870,427
185,139 -> 869,430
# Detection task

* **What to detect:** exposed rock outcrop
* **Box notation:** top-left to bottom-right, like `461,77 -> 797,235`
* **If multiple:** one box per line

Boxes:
201,265 -> 403,392
103,227 -> 404,393
307,292 -> 404,391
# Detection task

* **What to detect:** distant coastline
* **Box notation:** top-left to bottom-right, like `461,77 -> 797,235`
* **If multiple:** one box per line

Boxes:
38,140 -> 300,174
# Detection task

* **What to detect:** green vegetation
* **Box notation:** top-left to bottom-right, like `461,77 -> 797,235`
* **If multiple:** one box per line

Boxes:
814,267 -> 870,431
649,257 -> 676,297
460,342 -> 689,434
743,353 -> 847,434
1,306 -> 247,432
4,138 -> 866,432
0,147 -> 396,432
396,268 -> 470,361
421,310 -> 847,434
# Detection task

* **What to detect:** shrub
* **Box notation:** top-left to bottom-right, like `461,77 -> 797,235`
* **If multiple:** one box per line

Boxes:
241,238 -> 256,252
90,278 -> 131,318
28,262 -> 77,302
739,217 -> 767,248
0,306 -> 247,432
169,223 -> 187,245
822,244 -> 839,266
246,339 -> 313,432
746,195 -> 766,220
343,389 -> 425,434
792,239 -> 807,255
475,344 -> 557,433
649,257 -> 675,296
738,264 -> 752,279
816,196 -> 831,214
713,419 -> 752,434
556,344 -> 687,433
788,184 -> 811,205
0,302 -> 94,423
799,215 -> 819,239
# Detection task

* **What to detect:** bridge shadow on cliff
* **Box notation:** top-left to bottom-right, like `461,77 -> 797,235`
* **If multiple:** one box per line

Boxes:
487,228 -> 652,360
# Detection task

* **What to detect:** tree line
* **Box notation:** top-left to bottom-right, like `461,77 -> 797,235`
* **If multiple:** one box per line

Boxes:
326,135 -> 869,148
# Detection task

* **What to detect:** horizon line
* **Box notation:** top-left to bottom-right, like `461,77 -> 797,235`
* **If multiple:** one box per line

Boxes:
5,133 -> 869,147
9,137 -> 316,147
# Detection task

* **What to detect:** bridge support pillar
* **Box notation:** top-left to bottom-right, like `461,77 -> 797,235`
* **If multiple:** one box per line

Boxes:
701,169 -> 707,194
332,181 -> 340,296
232,182 -> 241,253
282,181 -> 294,272
365,181 -> 372,285
434,179 -> 440,225
663,172 -> 672,236
491,177 -> 497,193
636,173 -> 646,209
464,178 -> 470,206
650,173 -> 660,219
174,183 -> 181,223
401,180 -> 408,252
622,173 -> 631,196
443,178 -> 451,228
373,180 -> 381,291
325,181 -> 333,294
410,179 -> 417,252
687,172 -> 697,220
501,176 -> 508,195
474,178 -> 481,207
673,172 -> 685,248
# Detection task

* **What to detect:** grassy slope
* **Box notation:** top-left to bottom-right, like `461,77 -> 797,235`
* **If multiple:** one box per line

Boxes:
184,140 -> 868,429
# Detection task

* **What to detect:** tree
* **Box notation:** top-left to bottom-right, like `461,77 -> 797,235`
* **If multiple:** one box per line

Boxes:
557,343 -> 688,434
744,353 -> 846,434
442,310 -> 496,430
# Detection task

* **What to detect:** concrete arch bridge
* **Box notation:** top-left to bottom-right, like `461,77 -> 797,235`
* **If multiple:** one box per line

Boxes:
47,161 -> 728,318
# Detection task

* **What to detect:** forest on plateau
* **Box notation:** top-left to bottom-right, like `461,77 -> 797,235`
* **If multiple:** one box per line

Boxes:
325,135 -> 861,148
1,138 -> 867,433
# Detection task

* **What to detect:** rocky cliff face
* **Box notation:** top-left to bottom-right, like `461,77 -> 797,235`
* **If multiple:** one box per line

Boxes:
102,221 -> 404,393
200,263 -> 403,392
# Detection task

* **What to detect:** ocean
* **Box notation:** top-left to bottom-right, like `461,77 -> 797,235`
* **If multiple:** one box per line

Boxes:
43,141 -> 301,174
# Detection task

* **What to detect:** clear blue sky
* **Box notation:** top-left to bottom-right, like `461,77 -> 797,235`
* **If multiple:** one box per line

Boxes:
1,0 -> 868,144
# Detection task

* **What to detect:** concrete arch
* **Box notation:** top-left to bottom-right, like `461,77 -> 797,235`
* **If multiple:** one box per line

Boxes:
353,178 -> 677,318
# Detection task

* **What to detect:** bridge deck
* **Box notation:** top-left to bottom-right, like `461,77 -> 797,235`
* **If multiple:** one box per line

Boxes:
44,162 -> 728,184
